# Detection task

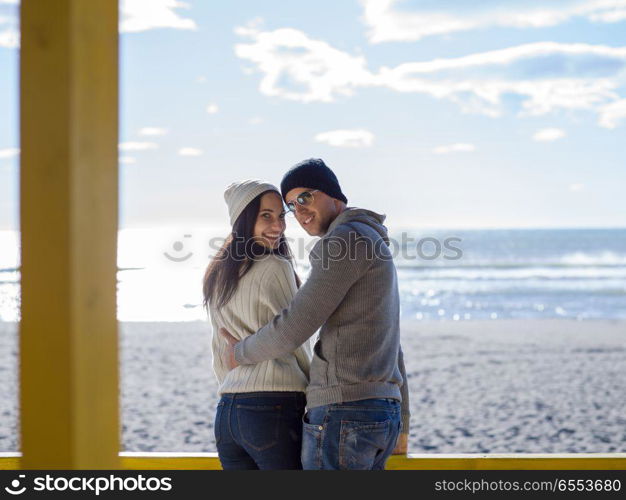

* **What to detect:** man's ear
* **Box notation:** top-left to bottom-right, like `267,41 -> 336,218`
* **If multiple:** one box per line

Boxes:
334,199 -> 346,212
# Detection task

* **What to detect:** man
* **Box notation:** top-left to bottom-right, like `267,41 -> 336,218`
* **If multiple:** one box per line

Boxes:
220,158 -> 410,470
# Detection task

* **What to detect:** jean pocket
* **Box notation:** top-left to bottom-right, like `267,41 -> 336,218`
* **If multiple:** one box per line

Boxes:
302,412 -> 324,434
236,403 -> 281,452
338,418 -> 392,470
301,412 -> 324,470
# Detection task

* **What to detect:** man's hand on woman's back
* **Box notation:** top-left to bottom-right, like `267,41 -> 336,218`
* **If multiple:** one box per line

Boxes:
219,327 -> 239,371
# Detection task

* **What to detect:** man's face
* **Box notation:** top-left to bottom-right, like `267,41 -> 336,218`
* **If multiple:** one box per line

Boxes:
284,187 -> 340,236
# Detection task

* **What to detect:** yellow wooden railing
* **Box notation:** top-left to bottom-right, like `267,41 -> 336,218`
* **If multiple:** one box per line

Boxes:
11,0 -> 625,471
1,453 -> 626,470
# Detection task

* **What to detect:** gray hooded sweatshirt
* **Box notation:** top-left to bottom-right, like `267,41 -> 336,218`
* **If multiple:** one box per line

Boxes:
234,207 -> 410,431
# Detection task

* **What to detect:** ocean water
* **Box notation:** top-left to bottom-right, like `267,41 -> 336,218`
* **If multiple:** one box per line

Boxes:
392,228 -> 626,321
0,227 -> 625,322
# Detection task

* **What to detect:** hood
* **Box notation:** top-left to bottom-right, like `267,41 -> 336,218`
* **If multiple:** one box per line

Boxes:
325,207 -> 390,243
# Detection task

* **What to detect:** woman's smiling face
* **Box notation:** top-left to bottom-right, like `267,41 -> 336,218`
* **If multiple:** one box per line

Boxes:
253,191 -> 286,249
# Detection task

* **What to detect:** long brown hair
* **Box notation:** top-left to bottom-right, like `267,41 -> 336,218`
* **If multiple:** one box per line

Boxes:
203,190 -> 300,310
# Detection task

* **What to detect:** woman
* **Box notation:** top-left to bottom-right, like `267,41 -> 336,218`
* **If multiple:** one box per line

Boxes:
203,180 -> 311,470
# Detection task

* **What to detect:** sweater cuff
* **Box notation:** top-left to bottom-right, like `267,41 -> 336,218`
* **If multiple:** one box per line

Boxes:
234,339 -> 247,365
401,413 -> 411,435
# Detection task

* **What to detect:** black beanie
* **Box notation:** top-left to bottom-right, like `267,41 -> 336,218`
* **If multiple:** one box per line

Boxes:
280,158 -> 348,204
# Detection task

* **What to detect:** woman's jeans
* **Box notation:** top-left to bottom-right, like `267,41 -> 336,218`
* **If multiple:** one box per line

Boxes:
215,392 -> 306,470
301,398 -> 402,470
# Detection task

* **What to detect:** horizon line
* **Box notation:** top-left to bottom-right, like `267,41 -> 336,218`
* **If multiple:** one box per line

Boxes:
1,225 -> 626,232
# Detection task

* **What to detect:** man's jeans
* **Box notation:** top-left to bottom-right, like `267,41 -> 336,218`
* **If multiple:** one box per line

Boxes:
215,392 -> 306,470
301,398 -> 401,470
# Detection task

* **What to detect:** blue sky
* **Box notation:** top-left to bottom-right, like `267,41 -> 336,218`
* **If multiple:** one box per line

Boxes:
1,0 -> 625,230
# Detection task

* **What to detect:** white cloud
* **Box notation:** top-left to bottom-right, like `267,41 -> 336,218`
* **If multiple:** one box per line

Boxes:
598,98 -> 626,128
0,3 -> 19,49
0,147 -> 19,159
591,9 -> 626,22
206,103 -> 219,114
234,26 -> 374,103
433,143 -> 476,154
377,42 -> 626,118
195,76 -> 208,84
236,26 -> 626,124
533,128 -> 566,142
569,183 -> 585,191
119,156 -> 137,165
139,127 -> 168,136
120,0 -> 197,33
0,25 -> 18,48
314,129 -> 374,148
119,141 -> 158,151
360,0 -> 626,43
248,116 -> 264,125
178,147 -> 203,156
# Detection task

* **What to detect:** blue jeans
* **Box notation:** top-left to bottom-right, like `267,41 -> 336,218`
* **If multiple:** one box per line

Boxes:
301,398 -> 402,470
215,392 -> 306,470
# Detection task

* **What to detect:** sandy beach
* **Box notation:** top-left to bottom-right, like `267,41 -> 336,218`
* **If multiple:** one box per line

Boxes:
1,319 -> 625,453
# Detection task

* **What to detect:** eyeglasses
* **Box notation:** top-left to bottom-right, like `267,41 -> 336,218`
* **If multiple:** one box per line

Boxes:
285,190 -> 319,213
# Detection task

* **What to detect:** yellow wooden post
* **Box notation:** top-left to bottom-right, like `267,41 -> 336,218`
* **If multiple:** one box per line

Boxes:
19,0 -> 119,469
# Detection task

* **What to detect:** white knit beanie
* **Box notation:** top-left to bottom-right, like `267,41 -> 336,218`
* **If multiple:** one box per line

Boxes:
224,180 -> 281,226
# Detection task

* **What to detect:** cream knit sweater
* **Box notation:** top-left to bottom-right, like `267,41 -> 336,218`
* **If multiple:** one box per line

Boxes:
209,253 -> 311,394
